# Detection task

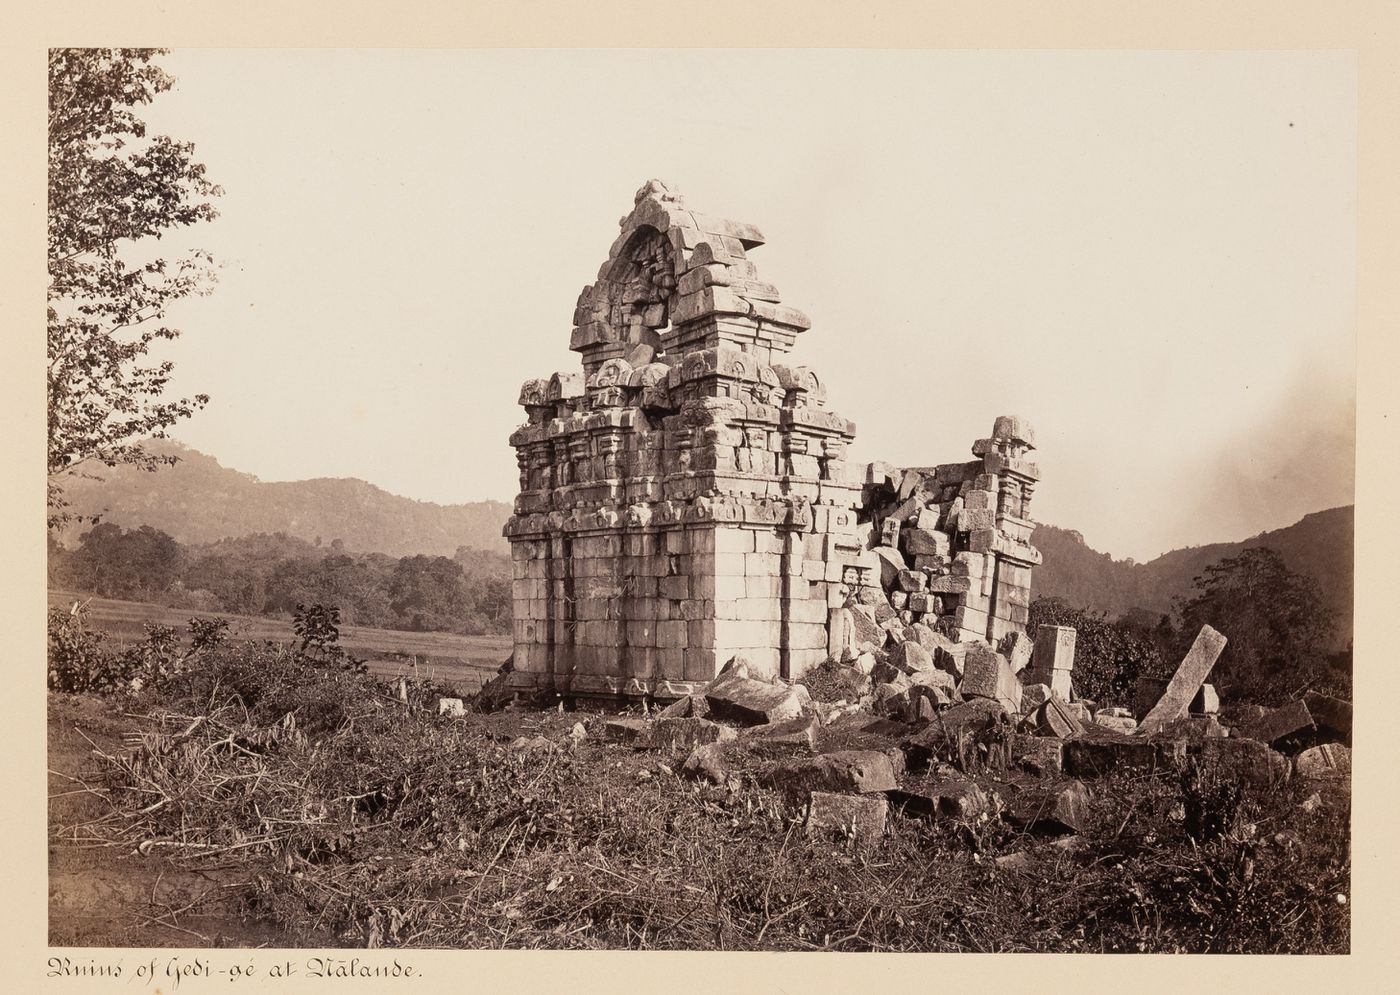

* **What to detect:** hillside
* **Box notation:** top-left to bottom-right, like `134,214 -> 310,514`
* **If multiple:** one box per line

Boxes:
54,441 -> 512,558
1032,505 -> 1353,648
54,443 -> 1352,647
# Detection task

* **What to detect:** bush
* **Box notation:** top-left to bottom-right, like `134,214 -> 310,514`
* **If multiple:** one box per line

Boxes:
47,602 -> 142,694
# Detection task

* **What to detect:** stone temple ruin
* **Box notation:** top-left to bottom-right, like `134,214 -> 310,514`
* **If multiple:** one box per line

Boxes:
503,180 -> 1048,700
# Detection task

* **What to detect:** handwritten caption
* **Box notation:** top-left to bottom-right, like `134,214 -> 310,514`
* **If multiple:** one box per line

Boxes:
47,955 -> 418,987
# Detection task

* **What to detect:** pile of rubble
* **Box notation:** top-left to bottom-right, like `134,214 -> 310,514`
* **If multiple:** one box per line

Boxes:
513,619 -> 1352,849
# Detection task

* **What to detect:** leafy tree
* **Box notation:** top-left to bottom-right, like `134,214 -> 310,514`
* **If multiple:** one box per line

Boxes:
48,48 -> 221,527
1174,546 -> 1337,702
389,555 -> 470,632
57,522 -> 184,598
1028,596 -> 1168,707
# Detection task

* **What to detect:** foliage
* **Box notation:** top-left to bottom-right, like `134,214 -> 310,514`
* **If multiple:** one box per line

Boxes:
292,603 -> 367,674
47,602 -> 219,694
54,521 -> 184,598
1028,597 -> 1168,706
49,525 -> 513,636
60,660 -> 1350,952
48,49 -> 221,528
1174,547 -> 1340,703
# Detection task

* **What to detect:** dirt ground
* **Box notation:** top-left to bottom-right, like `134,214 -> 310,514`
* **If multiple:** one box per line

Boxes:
48,695 -> 312,947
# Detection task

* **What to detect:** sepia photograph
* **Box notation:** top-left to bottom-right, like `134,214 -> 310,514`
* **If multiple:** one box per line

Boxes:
40,42 -> 1358,959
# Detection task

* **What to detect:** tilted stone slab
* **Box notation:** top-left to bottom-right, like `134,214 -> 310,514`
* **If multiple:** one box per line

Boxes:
704,673 -> 807,726
1137,625 -> 1227,735
1239,699 -> 1315,751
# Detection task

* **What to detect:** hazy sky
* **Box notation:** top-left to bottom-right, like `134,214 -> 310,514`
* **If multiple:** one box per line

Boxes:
138,49 -> 1355,562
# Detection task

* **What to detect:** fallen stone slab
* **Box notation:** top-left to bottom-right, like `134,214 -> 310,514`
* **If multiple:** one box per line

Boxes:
704,672 -> 808,726
1302,692 -> 1352,746
1294,743 -> 1351,781
1003,779 -> 1091,835
437,697 -> 465,717
738,715 -> 820,756
1031,696 -> 1084,740
602,716 -> 738,750
806,792 -> 887,844
767,750 -> 899,799
1239,699 -> 1315,753
658,694 -> 711,719
1138,625 -> 1227,735
887,778 -> 993,821
1193,737 -> 1290,788
1093,712 -> 1137,734
1063,734 -> 1185,777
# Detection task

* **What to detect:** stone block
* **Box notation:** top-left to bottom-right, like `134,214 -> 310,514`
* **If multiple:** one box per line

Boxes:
1003,779 -> 1090,835
1010,733 -> 1064,776
1031,625 -> 1076,675
1294,743 -> 1351,780
891,640 -> 935,673
1190,683 -> 1220,715
902,699 -> 1011,769
702,671 -> 807,725
767,750 -> 899,798
1195,738 -> 1290,788
896,568 -> 927,592
1239,699 -> 1315,752
1063,736 -> 1183,777
1001,630 -> 1034,674
1033,695 -> 1084,739
1019,682 -> 1052,714
437,697 -> 465,717
1092,713 -> 1137,734
1138,625 -> 1227,735
806,792 -> 887,844
958,644 -> 1022,713
887,779 -> 992,821
903,528 -> 950,557
873,546 -> 907,589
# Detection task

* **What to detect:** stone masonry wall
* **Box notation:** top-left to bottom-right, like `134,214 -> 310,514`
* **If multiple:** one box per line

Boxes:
503,180 -> 1041,699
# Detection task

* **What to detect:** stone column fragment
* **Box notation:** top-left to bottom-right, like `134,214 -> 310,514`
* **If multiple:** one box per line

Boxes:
1137,625 -> 1227,735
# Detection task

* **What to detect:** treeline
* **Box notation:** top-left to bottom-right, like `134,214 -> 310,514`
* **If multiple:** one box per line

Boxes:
48,524 -> 512,636
1030,547 -> 1350,707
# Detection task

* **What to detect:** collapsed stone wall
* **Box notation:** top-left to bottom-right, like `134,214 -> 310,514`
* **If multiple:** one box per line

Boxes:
503,180 -> 1041,699
850,415 -> 1043,648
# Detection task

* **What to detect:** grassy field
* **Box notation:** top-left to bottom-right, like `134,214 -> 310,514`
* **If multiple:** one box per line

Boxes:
47,590 -> 510,693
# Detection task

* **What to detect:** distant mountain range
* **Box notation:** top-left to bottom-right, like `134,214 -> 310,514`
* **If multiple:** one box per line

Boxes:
53,441 -> 512,558
1031,506 -> 1353,649
53,442 -> 1352,646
